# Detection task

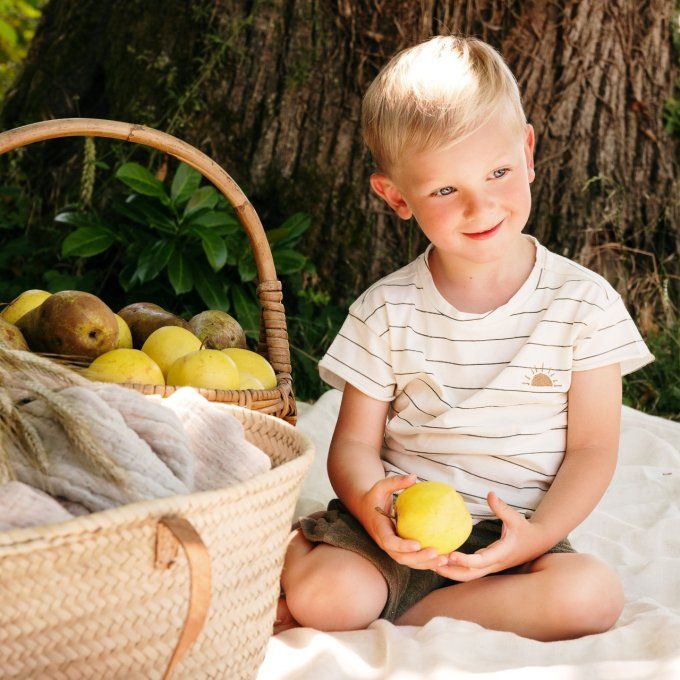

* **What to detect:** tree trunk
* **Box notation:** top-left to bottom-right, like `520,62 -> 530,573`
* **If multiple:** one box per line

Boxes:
2,0 -> 678,325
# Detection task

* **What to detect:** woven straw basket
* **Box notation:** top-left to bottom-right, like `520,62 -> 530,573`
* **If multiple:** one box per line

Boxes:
0,404 -> 314,679
0,118 -> 297,423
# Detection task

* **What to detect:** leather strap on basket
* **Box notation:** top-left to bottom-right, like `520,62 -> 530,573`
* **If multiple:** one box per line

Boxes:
155,515 -> 212,680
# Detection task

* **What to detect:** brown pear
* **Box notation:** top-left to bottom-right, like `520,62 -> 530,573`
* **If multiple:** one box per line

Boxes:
117,302 -> 192,348
16,290 -> 119,358
0,317 -> 29,350
189,310 -> 247,350
117,302 -> 164,321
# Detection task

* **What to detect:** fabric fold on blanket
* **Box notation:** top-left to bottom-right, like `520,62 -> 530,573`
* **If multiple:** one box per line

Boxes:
11,385 -> 189,511
3,384 -> 270,524
90,383 -> 195,488
162,387 -> 271,491
0,481 -> 74,531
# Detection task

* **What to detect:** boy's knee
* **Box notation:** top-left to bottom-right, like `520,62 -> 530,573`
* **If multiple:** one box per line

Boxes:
284,546 -> 388,631
546,554 -> 624,635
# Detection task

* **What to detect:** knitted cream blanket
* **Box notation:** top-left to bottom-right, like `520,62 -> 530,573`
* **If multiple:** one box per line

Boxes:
5,384 -> 271,524
0,481 -> 75,531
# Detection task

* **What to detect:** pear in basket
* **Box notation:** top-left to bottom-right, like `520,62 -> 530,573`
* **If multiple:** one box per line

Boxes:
117,302 -> 192,348
87,348 -> 165,385
394,481 -> 472,555
189,310 -> 247,349
16,290 -> 119,359
0,317 -> 29,350
141,325 -> 201,378
223,347 -> 277,390
0,288 -> 51,325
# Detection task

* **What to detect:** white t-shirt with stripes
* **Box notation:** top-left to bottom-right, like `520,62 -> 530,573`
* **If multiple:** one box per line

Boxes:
318,234 -> 655,524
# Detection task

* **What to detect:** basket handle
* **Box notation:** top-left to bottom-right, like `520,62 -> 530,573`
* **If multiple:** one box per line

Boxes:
155,515 -> 212,680
0,119 -> 293,381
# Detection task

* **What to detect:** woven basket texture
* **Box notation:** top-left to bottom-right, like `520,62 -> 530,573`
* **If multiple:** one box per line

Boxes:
0,405 -> 314,679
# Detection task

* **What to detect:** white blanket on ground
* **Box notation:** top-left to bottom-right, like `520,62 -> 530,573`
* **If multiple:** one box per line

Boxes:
259,389 -> 680,680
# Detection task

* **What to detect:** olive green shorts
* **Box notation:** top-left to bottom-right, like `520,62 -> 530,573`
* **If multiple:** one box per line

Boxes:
298,498 -> 576,622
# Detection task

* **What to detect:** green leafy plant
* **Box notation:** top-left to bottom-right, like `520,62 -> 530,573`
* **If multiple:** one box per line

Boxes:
56,161 -> 313,336
0,181 -> 99,303
0,0 -> 45,106
283,279 -> 345,401
623,318 -> 680,421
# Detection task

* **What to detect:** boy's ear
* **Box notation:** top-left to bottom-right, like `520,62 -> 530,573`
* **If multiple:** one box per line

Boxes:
369,172 -> 413,220
524,124 -> 536,183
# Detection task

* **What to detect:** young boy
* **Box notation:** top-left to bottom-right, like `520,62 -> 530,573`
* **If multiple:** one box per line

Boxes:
275,34 -> 655,641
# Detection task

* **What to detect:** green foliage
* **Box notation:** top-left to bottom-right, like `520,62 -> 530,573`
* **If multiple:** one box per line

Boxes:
664,83 -> 680,140
663,3 -> 680,162
0,142 -> 343,401
0,176 -> 99,300
623,319 -> 680,422
284,280 -> 345,402
0,0 -> 45,106
55,161 -> 314,336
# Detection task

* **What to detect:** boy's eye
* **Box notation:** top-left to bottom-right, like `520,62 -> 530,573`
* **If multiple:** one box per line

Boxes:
431,168 -> 511,197
435,186 -> 455,197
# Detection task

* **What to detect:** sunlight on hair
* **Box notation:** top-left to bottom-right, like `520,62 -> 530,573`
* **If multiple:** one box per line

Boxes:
361,35 -> 527,176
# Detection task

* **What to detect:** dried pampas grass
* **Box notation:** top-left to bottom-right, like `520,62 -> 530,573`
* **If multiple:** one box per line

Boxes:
0,348 -> 124,486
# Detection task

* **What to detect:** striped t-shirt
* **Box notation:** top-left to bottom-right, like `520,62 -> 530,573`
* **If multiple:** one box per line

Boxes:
318,234 -> 655,524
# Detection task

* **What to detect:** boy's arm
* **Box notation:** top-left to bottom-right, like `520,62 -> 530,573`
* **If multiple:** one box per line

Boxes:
328,383 -> 457,571
326,382 -> 391,521
528,361 -> 622,544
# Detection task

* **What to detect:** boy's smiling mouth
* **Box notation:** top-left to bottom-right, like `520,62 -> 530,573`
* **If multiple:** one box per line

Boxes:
462,219 -> 504,239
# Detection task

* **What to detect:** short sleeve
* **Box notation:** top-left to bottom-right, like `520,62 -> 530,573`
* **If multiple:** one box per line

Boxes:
572,294 -> 655,377
318,302 -> 397,401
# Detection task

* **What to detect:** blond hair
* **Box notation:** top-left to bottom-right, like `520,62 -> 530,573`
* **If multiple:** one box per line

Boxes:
361,35 -> 527,176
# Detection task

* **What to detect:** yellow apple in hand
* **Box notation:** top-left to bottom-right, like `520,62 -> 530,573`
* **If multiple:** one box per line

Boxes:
394,481 -> 472,554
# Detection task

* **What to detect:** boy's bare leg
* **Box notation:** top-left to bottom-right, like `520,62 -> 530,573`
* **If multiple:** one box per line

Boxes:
274,512 -> 328,634
273,529 -> 313,634
276,527 -> 389,632
394,552 -> 624,642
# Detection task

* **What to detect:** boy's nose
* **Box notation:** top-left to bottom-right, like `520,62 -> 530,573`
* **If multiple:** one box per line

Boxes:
461,192 -> 497,224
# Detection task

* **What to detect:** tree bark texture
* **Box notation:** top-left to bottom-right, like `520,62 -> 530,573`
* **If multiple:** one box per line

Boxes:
1,0 -> 678,326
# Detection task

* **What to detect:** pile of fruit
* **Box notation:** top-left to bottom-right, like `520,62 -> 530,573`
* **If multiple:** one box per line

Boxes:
0,289 -> 277,391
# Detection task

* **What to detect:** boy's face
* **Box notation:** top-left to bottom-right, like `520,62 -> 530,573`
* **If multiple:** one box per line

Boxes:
369,107 -> 535,267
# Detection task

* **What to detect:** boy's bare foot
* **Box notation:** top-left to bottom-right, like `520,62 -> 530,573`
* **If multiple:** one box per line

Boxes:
273,593 -> 300,635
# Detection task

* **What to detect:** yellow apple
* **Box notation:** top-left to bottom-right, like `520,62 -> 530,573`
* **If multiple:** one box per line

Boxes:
166,349 -> 239,390
238,374 -> 265,390
222,347 -> 277,390
114,314 -> 133,349
141,325 -> 201,378
1,289 -> 51,325
87,348 -> 165,386
394,481 -> 472,555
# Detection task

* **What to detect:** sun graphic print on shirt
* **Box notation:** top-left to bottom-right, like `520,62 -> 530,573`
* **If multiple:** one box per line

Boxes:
522,364 -> 562,388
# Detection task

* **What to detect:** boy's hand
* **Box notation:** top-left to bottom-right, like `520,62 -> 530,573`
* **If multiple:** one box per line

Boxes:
358,474 -> 450,572
432,491 -> 552,582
